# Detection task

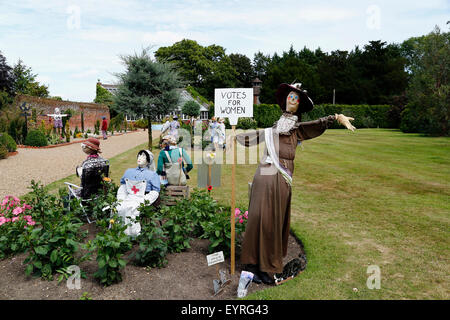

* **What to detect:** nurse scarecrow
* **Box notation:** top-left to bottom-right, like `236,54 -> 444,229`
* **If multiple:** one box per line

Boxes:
116,150 -> 161,237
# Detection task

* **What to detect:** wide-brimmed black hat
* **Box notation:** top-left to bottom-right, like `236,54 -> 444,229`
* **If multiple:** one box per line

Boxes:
275,83 -> 314,114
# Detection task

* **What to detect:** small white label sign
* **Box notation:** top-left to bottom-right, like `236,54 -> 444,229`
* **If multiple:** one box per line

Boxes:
214,88 -> 253,125
207,251 -> 225,266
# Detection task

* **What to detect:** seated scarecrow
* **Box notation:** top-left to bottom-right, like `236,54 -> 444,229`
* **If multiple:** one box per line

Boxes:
116,149 -> 160,237
74,138 -> 109,199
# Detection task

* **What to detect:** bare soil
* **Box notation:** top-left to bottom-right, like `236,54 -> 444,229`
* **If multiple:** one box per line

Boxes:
0,223 -> 305,300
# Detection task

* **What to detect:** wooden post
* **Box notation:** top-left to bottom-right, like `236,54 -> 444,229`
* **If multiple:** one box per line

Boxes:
208,163 -> 212,192
231,125 -> 236,275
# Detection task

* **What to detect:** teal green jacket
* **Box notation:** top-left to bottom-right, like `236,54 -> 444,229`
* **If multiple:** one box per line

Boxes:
157,147 -> 193,176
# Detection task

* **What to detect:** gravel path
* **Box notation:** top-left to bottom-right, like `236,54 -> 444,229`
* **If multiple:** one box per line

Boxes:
0,130 -> 159,199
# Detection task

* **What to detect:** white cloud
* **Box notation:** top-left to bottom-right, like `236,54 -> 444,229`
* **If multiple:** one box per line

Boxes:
1,0 -> 448,102
70,69 -> 99,79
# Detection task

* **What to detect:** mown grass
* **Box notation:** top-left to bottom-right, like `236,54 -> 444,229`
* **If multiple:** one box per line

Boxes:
43,128 -> 449,299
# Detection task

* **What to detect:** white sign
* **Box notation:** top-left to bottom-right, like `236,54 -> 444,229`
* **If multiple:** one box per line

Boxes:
214,88 -> 253,125
206,251 -> 225,266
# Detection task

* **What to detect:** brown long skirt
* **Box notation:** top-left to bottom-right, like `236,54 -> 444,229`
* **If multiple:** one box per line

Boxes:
240,162 -> 292,274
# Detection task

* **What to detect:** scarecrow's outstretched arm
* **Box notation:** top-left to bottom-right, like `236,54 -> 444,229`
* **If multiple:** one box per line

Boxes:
297,115 -> 336,141
236,129 -> 265,147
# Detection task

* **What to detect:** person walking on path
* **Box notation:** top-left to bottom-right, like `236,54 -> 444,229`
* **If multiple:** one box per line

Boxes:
101,116 -> 108,140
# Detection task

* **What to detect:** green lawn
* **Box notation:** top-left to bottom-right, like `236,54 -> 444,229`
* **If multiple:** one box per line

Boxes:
45,128 -> 449,299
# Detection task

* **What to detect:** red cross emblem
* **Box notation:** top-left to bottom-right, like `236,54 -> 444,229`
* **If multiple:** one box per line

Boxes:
131,186 -> 140,194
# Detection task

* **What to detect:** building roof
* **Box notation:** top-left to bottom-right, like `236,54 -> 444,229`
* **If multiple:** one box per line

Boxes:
176,89 -> 209,111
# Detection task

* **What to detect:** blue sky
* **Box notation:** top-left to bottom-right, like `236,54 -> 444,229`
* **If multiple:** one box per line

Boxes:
0,0 -> 448,102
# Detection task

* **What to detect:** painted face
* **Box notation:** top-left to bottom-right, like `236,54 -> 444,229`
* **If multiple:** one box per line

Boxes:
286,91 -> 300,113
137,153 -> 148,167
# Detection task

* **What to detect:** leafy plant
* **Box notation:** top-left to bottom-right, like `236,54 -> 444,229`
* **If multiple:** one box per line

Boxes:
22,181 -> 86,280
80,292 -> 93,300
200,207 -> 248,257
159,204 -> 194,253
133,201 -> 168,268
86,215 -> 132,286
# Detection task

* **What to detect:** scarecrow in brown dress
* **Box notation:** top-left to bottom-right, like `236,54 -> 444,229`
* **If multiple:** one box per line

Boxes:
237,83 -> 355,284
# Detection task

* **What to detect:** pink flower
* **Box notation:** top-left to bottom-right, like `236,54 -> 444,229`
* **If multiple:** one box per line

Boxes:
27,221 -> 35,226
5,218 -> 11,222
239,218 -> 244,224
235,208 -> 241,217
23,204 -> 32,210
23,215 -> 32,221
13,196 -> 19,202
1,199 -> 7,206
12,207 -> 23,215
244,211 -> 248,218
12,217 -> 19,222
0,217 -> 6,225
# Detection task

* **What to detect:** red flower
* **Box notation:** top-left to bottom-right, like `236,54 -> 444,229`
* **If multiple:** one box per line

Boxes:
207,185 -> 213,191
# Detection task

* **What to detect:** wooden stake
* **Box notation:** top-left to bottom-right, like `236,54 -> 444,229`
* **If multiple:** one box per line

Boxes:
231,125 -> 236,275
208,163 -> 212,192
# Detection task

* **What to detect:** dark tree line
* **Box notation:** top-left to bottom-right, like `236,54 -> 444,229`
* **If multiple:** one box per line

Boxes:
155,39 -> 409,106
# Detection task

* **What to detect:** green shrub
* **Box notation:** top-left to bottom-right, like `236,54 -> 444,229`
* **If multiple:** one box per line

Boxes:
0,144 -> 7,159
22,181 -> 87,280
24,129 -> 48,147
0,132 -> 17,152
94,120 -> 100,135
254,103 -> 283,128
237,117 -> 258,130
302,104 -> 393,128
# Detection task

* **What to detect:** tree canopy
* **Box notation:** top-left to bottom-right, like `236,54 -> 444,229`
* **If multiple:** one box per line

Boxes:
400,26 -> 450,135
12,59 -> 49,98
114,48 -> 184,149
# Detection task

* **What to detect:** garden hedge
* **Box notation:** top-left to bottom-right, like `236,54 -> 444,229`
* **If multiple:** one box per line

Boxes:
253,103 -> 395,129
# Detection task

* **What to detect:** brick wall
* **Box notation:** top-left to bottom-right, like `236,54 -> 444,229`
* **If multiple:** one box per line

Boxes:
15,95 -> 110,131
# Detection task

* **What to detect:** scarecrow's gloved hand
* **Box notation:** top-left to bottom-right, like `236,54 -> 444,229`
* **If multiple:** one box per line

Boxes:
144,190 -> 159,204
335,114 -> 356,131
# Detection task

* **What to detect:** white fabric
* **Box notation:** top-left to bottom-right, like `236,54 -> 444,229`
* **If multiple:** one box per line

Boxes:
161,121 -> 170,134
264,127 -> 292,187
274,114 -> 298,135
217,123 -> 226,144
116,181 -> 159,237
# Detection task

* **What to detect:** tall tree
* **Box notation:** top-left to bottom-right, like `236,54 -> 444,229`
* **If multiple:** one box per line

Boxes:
155,39 -> 237,100
12,59 -> 49,97
252,51 -> 271,80
0,51 -> 14,110
400,26 -> 450,135
0,51 -> 14,95
114,48 -> 184,149
229,53 -> 254,87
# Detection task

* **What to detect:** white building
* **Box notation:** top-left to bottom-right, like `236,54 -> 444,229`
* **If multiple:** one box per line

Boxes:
97,80 -> 209,121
